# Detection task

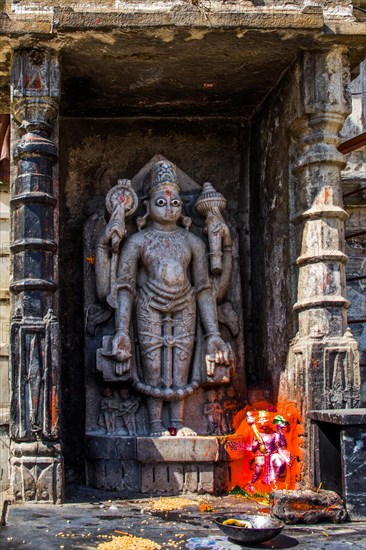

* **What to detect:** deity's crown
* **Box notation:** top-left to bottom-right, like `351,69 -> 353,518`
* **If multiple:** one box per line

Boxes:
149,160 -> 180,195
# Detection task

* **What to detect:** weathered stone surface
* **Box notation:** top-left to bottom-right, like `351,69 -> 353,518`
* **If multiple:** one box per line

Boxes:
137,436 -> 221,463
85,435 -> 137,461
86,459 -> 140,494
309,408 -> 366,425
309,409 -> 366,520
270,489 -> 348,524
9,48 -> 63,503
10,442 -> 63,504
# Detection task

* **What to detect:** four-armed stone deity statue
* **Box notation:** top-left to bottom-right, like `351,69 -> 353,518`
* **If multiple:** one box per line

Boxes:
94,160 -> 234,437
83,155 -> 244,494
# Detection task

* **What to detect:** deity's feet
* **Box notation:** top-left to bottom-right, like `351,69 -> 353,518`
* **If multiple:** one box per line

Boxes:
176,426 -> 197,437
150,424 -> 170,437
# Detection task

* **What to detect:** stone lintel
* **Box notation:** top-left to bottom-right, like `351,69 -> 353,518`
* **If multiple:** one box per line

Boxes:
308,408 -> 366,425
54,10 -> 324,31
136,436 -> 223,463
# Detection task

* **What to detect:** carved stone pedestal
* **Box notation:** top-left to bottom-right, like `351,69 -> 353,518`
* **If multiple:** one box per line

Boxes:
86,435 -> 229,496
11,441 -> 63,503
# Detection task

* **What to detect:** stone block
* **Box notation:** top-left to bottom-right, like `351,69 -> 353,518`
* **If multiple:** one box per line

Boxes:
85,435 -> 137,460
169,464 -> 184,494
141,464 -> 153,494
87,459 -> 140,494
11,453 -> 63,504
197,464 -> 215,494
183,465 -> 199,493
137,436 -> 220,463
270,489 -> 347,524
122,462 -> 141,494
141,463 -> 184,495
341,426 -> 366,520
309,409 -> 366,520
213,462 -> 228,494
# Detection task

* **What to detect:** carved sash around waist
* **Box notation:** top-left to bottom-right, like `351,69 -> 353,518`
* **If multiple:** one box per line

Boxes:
141,278 -> 194,312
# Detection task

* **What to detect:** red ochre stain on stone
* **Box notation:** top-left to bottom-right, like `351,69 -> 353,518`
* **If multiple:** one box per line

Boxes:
311,356 -> 319,368
50,387 -> 58,429
225,400 -> 303,495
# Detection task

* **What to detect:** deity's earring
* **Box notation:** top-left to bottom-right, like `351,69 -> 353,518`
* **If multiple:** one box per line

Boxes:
137,200 -> 150,231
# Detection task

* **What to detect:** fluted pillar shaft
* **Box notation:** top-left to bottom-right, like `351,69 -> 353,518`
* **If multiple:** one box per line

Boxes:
282,48 -> 360,486
9,48 -> 63,503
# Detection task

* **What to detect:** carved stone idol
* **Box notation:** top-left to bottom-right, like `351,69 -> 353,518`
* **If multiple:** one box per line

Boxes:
203,390 -> 225,436
84,157 -> 242,444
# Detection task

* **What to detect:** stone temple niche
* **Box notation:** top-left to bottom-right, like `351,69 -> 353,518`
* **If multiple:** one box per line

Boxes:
84,155 -> 245,495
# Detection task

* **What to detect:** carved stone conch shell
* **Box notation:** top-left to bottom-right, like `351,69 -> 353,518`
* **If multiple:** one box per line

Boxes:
195,182 -> 227,274
195,182 -> 226,218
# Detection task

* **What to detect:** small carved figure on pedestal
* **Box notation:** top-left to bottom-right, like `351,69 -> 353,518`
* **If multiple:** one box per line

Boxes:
204,390 -> 225,435
222,386 -> 238,434
118,388 -> 140,436
98,387 -> 120,434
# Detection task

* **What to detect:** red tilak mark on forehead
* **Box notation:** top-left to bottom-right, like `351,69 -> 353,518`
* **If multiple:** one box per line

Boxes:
165,190 -> 172,198
119,195 -> 126,203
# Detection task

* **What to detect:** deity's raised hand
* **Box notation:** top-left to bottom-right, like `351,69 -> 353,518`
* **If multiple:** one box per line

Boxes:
205,333 -> 232,376
100,203 -> 127,251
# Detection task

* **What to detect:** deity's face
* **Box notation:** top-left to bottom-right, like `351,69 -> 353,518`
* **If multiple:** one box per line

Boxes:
149,186 -> 182,226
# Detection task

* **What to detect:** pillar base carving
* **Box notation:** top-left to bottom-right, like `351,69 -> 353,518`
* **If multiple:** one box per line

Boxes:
282,329 -> 360,485
10,442 -> 63,504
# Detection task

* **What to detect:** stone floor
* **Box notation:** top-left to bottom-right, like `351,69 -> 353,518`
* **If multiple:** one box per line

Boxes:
0,487 -> 365,550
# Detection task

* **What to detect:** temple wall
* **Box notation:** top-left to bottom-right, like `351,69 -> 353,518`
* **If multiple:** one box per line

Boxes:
342,60 -> 366,404
248,62 -> 302,399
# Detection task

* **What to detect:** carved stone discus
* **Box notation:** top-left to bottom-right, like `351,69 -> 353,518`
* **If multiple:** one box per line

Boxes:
105,179 -> 138,216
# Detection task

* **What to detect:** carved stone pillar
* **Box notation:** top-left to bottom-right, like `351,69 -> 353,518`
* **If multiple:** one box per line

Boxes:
9,49 -> 63,503
282,48 -> 361,485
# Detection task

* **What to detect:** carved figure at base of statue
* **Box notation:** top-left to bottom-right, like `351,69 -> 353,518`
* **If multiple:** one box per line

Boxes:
118,388 -> 140,436
98,386 -> 120,434
94,160 -> 236,437
204,389 -> 227,435
222,386 -> 238,434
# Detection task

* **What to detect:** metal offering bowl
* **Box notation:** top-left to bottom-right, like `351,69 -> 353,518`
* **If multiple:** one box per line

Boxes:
215,514 -> 284,544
